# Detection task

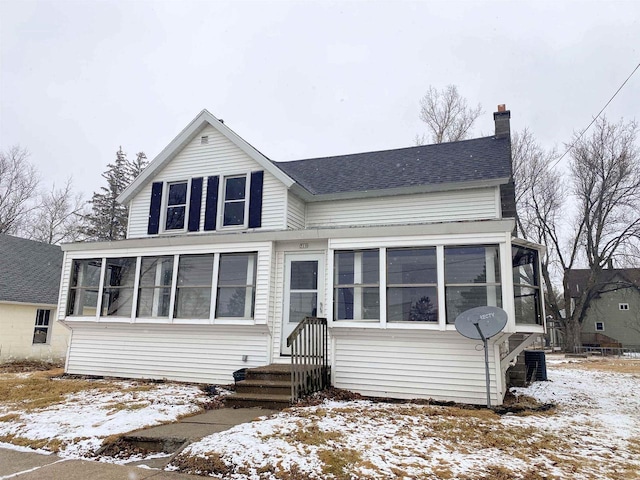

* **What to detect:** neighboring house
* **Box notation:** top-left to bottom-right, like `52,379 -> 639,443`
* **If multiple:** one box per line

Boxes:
567,268 -> 640,349
56,106 -> 545,406
0,234 -> 69,362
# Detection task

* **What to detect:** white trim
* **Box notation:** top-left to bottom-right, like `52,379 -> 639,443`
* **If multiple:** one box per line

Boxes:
291,177 -> 510,203
436,245 -> 446,330
218,173 -> 250,230
117,110 -> 295,205
209,252 -> 220,324
379,247 -> 387,328
495,186 -> 502,218
168,255 -> 179,321
161,179 -> 191,234
130,257 -> 142,323
62,219 -> 519,251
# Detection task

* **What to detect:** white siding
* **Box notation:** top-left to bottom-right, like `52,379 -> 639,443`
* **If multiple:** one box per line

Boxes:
306,188 -> 498,228
286,192 -> 306,229
65,323 -> 269,384
331,329 -> 503,405
127,125 -> 288,238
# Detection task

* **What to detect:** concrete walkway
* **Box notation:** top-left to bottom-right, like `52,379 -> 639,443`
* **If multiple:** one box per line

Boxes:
0,407 -> 277,479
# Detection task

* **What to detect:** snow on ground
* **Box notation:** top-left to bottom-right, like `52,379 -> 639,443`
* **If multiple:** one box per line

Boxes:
0,376 -> 216,458
171,356 -> 640,479
1,357 -> 639,479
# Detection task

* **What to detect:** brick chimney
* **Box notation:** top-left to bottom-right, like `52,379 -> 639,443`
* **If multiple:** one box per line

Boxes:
494,104 -> 511,138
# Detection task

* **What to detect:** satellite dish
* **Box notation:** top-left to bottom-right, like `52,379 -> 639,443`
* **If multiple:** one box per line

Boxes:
455,306 -> 508,340
454,306 -> 508,408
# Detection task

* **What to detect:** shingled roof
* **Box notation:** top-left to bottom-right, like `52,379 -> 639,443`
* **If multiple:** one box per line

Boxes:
567,268 -> 640,298
274,135 -> 511,196
0,234 -> 63,305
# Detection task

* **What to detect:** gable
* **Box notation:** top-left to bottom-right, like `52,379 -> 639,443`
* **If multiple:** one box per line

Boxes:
126,125 -> 287,238
118,110 -> 294,206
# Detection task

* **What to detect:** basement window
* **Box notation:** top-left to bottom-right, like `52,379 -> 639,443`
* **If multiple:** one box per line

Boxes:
595,321 -> 605,331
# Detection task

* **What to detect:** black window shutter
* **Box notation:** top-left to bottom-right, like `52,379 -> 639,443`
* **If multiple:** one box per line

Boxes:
188,177 -> 203,232
203,176 -> 219,231
148,182 -> 163,235
248,170 -> 264,228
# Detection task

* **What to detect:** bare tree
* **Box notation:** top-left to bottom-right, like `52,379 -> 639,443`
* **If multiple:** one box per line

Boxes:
514,118 -> 640,352
416,85 -> 483,144
0,146 -> 40,234
511,129 -> 564,321
27,178 -> 87,245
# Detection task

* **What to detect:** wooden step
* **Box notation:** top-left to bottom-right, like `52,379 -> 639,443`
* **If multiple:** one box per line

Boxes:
245,364 -> 291,382
225,393 -> 291,410
235,379 -> 291,396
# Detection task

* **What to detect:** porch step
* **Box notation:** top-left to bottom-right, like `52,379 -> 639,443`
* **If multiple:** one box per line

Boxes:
245,364 -> 291,382
226,364 -> 293,409
235,379 -> 291,396
225,392 -> 292,410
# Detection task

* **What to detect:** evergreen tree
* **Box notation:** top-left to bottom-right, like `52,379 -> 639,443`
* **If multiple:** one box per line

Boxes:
84,147 -> 147,241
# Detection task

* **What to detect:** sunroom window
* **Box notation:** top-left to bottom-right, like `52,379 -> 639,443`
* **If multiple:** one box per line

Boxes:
101,257 -> 137,316
222,176 -> 246,227
174,254 -> 214,319
67,258 -> 102,316
137,256 -> 174,318
334,250 -> 380,320
165,181 -> 188,230
445,245 -> 502,324
512,245 -> 542,325
387,247 -> 438,322
215,253 -> 257,318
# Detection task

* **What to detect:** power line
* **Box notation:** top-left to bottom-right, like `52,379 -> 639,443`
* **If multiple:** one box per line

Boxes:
550,61 -> 640,170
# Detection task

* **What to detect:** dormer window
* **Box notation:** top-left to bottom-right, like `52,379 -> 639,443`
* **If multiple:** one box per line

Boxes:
165,181 -> 189,230
222,175 -> 247,227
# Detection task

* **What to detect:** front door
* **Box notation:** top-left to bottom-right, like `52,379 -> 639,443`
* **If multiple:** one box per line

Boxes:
280,253 -> 325,355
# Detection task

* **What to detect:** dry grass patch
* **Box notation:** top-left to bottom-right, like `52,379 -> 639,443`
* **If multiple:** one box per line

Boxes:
0,361 -> 63,374
0,434 -> 63,452
0,413 -> 20,422
556,357 -> 640,375
0,372 -> 157,411
317,447 -> 362,479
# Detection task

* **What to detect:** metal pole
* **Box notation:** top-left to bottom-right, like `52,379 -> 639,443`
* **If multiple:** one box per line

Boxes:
473,322 -> 491,408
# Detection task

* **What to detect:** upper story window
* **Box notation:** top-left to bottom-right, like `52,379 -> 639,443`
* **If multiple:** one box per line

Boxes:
619,303 -> 630,311
222,176 -> 247,227
165,181 -> 189,230
387,247 -> 438,322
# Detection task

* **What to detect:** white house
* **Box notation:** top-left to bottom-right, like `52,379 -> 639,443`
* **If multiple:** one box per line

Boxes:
57,106 -> 544,405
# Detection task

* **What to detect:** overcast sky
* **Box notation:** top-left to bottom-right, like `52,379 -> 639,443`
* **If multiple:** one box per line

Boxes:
1,0 -> 639,199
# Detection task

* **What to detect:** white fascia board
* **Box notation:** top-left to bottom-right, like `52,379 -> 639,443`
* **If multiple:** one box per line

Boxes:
290,178 -> 509,203
0,300 -> 58,307
61,219 -> 516,252
117,110 -> 295,205
511,237 -> 546,255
